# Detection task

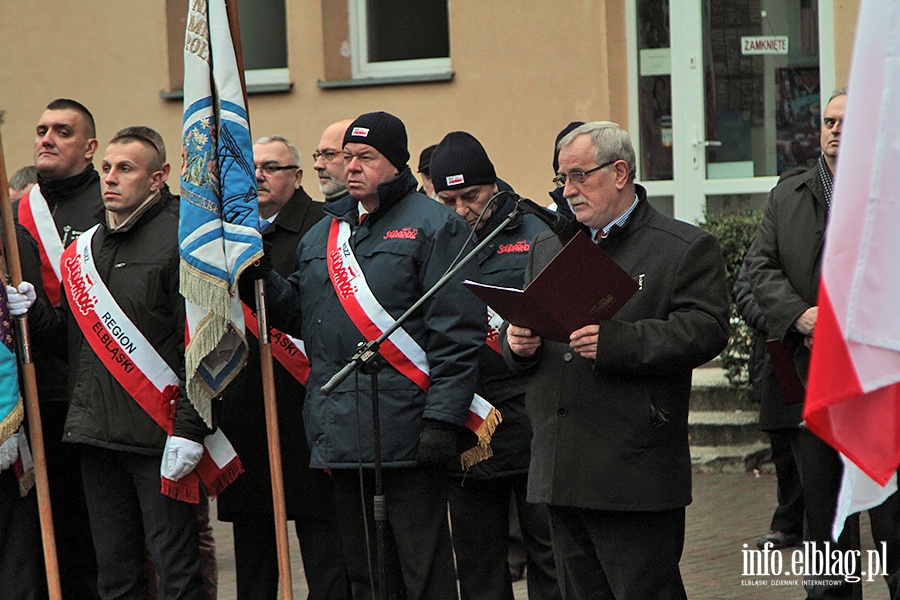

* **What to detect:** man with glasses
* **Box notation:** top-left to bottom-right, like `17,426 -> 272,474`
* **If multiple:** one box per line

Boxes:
746,88 -> 900,598
313,119 -> 353,202
504,121 -> 729,599
217,135 -> 350,599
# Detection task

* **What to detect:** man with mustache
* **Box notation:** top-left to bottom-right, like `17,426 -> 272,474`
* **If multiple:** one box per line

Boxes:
504,121 -> 729,599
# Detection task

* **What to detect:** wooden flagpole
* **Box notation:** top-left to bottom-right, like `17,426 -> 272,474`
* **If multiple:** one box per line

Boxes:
223,1 -> 294,597
0,130 -> 63,600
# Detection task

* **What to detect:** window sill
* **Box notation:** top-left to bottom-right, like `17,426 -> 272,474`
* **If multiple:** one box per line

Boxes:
317,72 -> 453,89
160,81 -> 293,100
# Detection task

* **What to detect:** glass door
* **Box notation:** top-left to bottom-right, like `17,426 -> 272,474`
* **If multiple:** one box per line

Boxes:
628,0 -> 835,223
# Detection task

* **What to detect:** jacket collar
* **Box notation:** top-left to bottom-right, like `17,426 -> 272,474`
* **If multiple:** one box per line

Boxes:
599,183 -> 651,241
268,186 -> 315,235
324,167 -> 418,224
477,191 -> 523,240
95,191 -> 167,235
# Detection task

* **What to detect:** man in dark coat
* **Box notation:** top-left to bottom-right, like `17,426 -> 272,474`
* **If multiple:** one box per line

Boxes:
745,88 -> 900,599
242,112 -> 485,600
17,127 -> 212,599
12,98 -> 102,599
430,131 -> 560,600
216,135 -> 349,599
503,121 -> 729,599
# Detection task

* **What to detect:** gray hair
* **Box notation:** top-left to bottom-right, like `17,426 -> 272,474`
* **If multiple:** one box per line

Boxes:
829,87 -> 848,103
557,121 -> 637,183
9,165 -> 38,190
255,135 -> 301,167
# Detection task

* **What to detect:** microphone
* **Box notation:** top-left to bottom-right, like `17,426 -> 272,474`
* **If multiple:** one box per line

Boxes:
508,192 -> 579,238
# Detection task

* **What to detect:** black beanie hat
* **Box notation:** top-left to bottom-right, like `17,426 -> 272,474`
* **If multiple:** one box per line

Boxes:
343,111 -> 409,170
418,144 -> 437,175
430,131 -> 497,193
553,121 -> 585,173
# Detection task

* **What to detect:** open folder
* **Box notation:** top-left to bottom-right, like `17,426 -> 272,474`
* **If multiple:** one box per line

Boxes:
463,231 -> 639,343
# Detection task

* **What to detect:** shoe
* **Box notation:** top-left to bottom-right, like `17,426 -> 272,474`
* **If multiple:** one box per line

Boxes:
756,530 -> 802,549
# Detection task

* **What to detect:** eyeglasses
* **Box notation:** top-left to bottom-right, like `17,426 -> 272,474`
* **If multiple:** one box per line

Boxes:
312,150 -> 341,163
552,159 -> 618,187
255,164 -> 298,175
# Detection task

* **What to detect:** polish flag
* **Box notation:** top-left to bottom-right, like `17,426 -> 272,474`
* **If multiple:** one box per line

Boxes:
805,0 -> 900,539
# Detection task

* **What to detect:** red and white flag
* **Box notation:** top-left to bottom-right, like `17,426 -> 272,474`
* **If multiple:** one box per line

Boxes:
805,0 -> 900,539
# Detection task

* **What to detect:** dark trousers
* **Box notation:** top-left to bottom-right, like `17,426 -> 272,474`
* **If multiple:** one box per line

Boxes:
43,403 -> 99,598
769,428 -> 804,535
80,447 -> 203,600
331,467 -> 457,600
798,428 -> 900,599
549,505 -> 687,600
232,513 -> 350,599
0,469 -> 48,600
448,473 -> 559,600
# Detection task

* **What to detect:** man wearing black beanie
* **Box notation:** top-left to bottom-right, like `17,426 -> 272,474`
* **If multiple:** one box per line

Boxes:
431,131 -> 561,600
241,111 -> 486,599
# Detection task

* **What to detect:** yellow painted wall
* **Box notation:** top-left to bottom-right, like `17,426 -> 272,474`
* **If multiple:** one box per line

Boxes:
0,1 -> 859,203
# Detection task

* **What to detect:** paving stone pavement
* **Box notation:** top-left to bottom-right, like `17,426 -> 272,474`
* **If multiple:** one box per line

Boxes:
211,470 -> 889,599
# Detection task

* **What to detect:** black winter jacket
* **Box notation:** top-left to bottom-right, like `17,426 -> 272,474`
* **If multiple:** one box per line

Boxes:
466,194 -> 549,479
217,188 -> 337,520
32,199 -> 208,454
258,168 -> 486,469
745,165 -> 827,385
15,167 -> 103,403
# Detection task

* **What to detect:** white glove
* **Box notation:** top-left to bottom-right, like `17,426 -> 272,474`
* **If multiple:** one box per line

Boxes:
6,282 -> 36,316
161,435 -> 204,481
0,430 -> 20,471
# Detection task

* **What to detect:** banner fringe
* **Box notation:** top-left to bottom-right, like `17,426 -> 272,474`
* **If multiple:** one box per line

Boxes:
0,400 -> 23,445
460,407 -> 503,469
161,476 -> 200,504
17,467 -> 34,497
204,459 -> 244,499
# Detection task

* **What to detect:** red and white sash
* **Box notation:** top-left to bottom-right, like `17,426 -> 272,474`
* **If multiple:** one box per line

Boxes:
61,226 -> 242,503
242,303 -> 311,386
326,219 -> 501,467
485,306 -> 504,356
17,187 -> 63,306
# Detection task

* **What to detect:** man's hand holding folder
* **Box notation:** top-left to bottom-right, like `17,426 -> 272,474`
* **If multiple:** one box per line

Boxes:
464,231 -> 639,348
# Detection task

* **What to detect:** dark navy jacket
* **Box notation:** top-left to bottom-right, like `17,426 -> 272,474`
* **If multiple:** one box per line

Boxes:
467,194 -> 549,478
260,167 -> 486,469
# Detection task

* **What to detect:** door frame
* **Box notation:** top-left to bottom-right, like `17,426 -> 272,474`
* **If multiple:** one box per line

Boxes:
626,0 -> 836,224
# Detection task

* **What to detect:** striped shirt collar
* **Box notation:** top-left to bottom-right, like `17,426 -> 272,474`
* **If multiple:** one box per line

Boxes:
590,194 -> 640,241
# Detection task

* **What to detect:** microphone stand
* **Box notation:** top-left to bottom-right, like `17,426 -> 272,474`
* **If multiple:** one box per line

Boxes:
320,198 -> 532,600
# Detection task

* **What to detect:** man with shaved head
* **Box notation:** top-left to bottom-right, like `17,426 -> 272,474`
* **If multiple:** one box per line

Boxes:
13,98 -> 104,599
312,119 -> 352,202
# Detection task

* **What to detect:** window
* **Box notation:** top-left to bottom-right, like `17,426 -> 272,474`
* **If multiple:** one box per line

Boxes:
237,0 -> 290,88
349,0 -> 450,79
163,0 -> 290,97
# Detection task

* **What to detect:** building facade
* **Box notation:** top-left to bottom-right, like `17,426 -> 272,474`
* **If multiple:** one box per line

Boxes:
1,0 -> 858,223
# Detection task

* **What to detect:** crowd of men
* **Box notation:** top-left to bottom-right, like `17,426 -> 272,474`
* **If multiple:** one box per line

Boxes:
0,90 -> 895,600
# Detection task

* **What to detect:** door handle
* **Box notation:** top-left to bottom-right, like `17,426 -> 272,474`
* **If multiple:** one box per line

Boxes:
694,139 -> 722,148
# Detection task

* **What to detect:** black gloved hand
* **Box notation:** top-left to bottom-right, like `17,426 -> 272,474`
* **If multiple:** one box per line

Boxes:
238,243 -> 273,304
241,243 -> 273,281
416,419 -> 462,470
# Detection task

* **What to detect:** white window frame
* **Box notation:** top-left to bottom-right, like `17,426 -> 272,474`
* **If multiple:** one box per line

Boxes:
348,0 -> 451,79
245,68 -> 290,87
